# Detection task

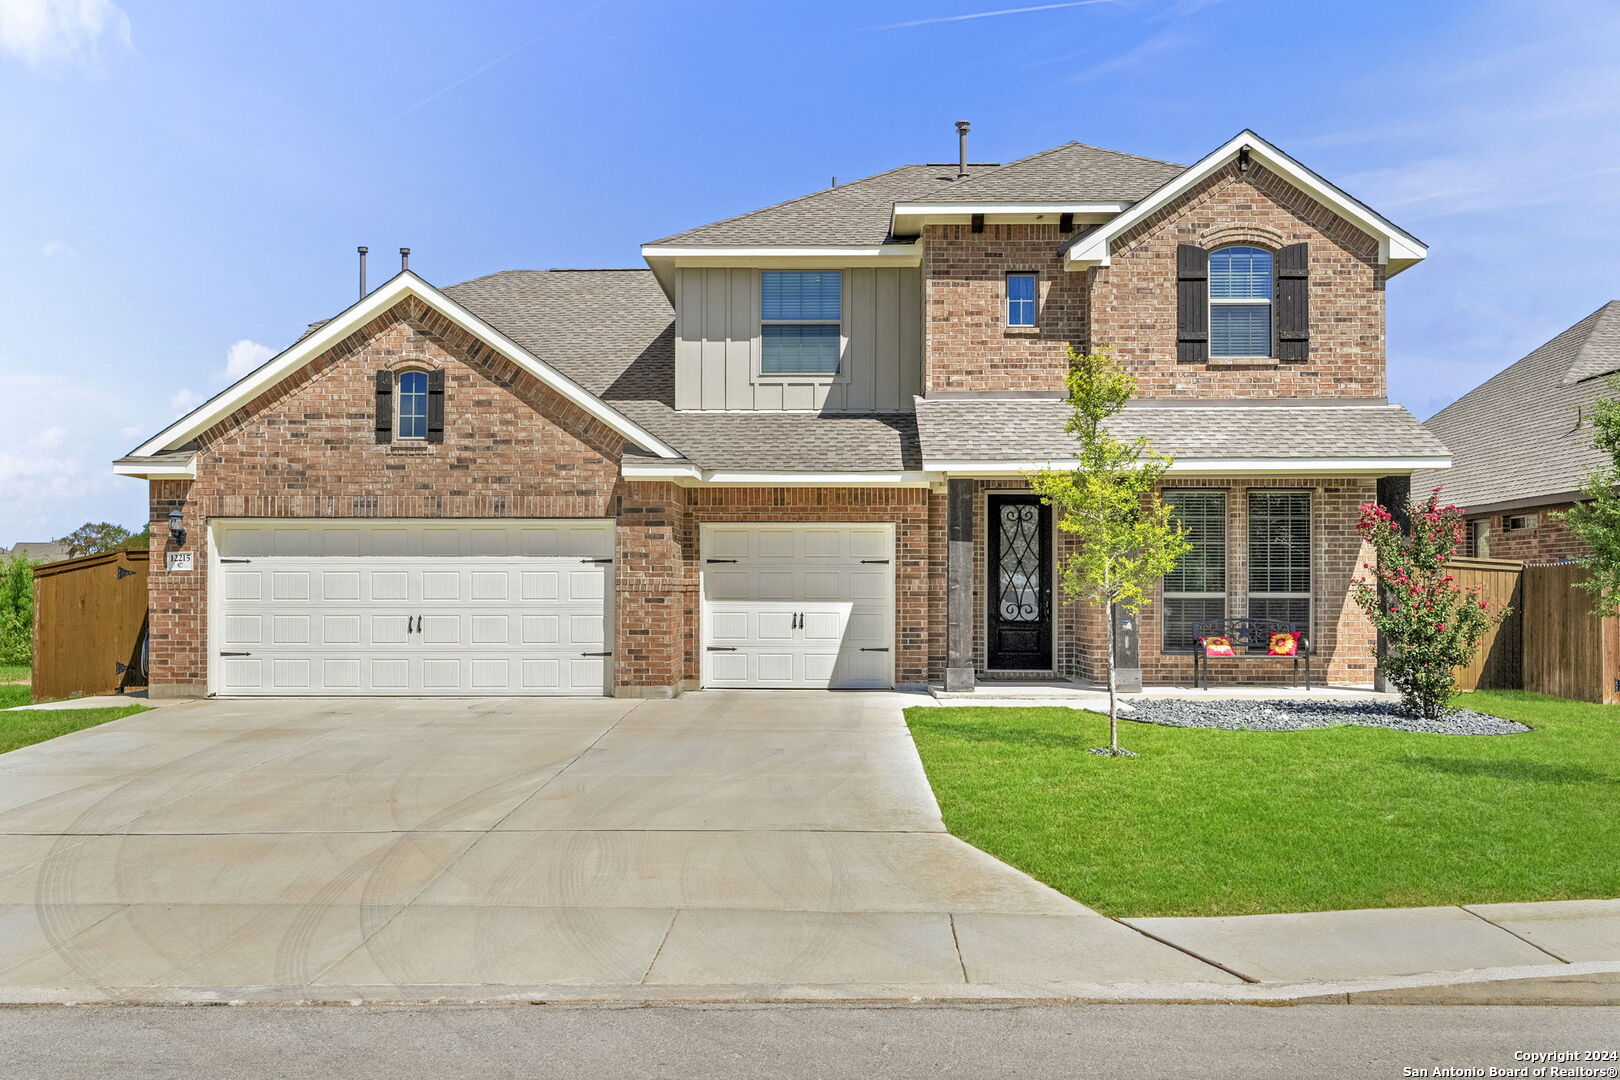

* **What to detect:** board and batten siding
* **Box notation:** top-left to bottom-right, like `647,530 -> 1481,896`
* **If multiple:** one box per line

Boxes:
674,267 -> 922,412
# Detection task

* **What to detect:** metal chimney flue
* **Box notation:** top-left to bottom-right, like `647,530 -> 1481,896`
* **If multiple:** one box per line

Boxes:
357,246 -> 369,299
955,120 -> 971,179
400,247 -> 411,271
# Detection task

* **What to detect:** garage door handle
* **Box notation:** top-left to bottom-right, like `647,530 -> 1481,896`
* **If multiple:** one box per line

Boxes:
584,558 -> 613,564
706,646 -> 737,652
581,651 -> 613,657
860,559 -> 890,564
706,558 -> 737,564
219,651 -> 252,657
220,558 -> 251,564
860,647 -> 890,652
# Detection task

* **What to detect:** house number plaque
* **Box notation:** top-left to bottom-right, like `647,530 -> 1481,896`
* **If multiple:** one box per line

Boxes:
166,551 -> 194,572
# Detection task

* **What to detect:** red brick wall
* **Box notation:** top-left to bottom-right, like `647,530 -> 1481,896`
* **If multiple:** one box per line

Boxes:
146,299 -> 627,695
1470,504 -> 1586,562
1091,162 -> 1386,399
920,223 -> 1087,394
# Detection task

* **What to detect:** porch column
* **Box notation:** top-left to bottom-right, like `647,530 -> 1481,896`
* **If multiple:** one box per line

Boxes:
945,478 -> 975,691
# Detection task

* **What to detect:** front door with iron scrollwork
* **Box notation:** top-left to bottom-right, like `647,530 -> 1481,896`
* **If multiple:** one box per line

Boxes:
987,494 -> 1052,670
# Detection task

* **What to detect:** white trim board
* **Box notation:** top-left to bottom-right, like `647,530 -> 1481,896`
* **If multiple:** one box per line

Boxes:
121,271 -> 682,465
926,456 -> 1451,477
1062,130 -> 1427,277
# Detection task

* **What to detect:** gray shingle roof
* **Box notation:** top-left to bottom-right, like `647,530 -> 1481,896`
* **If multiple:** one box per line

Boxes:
445,269 -> 920,471
1414,302 -> 1620,510
915,399 -> 1447,463
925,142 -> 1184,204
647,163 -> 1000,247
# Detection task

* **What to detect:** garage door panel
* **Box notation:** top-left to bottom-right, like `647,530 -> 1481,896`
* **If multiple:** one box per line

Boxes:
212,520 -> 613,696
701,525 -> 894,691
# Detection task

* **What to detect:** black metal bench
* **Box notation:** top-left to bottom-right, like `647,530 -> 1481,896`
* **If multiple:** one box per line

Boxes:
1191,618 -> 1313,690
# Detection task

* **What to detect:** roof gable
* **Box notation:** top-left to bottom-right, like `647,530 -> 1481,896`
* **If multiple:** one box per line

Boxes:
1063,130 -> 1427,277
120,271 -> 682,470
1560,300 -> 1620,384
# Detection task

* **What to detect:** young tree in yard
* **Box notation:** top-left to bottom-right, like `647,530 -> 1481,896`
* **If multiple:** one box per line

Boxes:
0,554 -> 36,667
61,522 -> 136,558
1029,347 -> 1190,757
1555,378 -> 1620,614
1352,491 -> 1507,719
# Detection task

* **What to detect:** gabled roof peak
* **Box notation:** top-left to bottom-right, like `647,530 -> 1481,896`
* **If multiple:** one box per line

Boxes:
1560,300 -> 1620,384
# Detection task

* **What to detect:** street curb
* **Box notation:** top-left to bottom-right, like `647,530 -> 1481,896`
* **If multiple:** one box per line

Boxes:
1,960 -> 1616,1008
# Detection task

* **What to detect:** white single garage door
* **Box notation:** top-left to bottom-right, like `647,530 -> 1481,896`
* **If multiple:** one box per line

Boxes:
211,519 -> 613,696
701,523 -> 894,690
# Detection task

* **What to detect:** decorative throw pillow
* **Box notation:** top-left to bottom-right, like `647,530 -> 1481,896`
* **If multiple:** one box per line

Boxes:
1203,636 -> 1235,657
1268,631 -> 1300,656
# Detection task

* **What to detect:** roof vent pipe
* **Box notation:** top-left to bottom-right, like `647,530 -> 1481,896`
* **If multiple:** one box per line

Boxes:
955,121 -> 971,179
357,246 -> 368,299
400,247 -> 410,271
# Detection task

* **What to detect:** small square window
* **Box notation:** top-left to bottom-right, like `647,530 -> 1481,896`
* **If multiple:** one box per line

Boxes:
1007,273 -> 1037,327
1504,513 -> 1539,532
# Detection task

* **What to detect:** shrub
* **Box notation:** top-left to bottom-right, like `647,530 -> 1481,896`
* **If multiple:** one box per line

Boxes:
1351,490 -> 1506,719
0,555 -> 35,667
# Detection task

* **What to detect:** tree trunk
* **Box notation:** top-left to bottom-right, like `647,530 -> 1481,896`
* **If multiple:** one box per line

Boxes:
1105,598 -> 1119,751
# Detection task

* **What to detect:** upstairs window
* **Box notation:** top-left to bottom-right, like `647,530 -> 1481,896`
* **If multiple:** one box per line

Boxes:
761,271 -> 842,375
396,370 -> 429,440
1006,272 -> 1037,327
1209,246 -> 1273,357
1162,490 -> 1227,651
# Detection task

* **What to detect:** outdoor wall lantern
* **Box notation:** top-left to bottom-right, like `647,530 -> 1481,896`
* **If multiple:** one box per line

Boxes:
167,508 -> 187,547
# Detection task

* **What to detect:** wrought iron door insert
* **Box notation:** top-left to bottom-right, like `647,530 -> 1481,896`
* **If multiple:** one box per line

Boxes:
987,494 -> 1052,670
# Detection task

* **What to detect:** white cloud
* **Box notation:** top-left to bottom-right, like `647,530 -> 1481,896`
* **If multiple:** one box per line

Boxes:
170,388 -> 202,414
27,425 -> 66,451
118,423 -> 142,440
39,240 -> 77,258
868,0 -> 1119,31
0,370 -> 122,516
221,339 -> 273,382
0,0 -> 131,67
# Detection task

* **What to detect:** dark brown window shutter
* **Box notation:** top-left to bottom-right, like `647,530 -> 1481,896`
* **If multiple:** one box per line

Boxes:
1276,242 -> 1310,361
374,370 -> 393,444
1176,244 -> 1209,363
426,369 -> 445,443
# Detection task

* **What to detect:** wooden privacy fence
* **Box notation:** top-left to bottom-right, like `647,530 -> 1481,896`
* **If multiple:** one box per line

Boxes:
1446,557 -> 1618,704
31,549 -> 148,703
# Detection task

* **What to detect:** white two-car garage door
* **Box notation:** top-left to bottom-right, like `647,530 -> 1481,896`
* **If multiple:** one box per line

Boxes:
701,523 -> 894,690
211,519 -> 612,696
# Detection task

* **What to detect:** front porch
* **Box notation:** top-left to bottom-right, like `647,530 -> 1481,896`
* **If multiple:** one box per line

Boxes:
937,475 -> 1384,692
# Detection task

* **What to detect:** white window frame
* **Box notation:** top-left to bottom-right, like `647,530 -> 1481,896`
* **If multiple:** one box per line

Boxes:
1246,489 -> 1312,633
1006,272 -> 1038,327
1208,245 -> 1274,359
759,271 -> 844,380
395,368 -> 430,441
1504,513 -> 1539,532
1162,489 -> 1227,652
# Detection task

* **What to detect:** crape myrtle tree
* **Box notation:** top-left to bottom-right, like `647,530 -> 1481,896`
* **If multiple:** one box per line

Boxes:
1351,491 -> 1506,719
1028,347 -> 1190,757
1555,376 -> 1620,614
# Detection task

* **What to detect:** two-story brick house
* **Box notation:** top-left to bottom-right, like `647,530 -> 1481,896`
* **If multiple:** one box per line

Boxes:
114,129 -> 1447,699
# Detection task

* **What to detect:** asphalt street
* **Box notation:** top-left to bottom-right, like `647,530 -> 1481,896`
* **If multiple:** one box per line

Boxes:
0,1003 -> 1615,1080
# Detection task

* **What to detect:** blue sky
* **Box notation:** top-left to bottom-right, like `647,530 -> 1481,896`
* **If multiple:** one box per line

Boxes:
2,0 -> 1617,544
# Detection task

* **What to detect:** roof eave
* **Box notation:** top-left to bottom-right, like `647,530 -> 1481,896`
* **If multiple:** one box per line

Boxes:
1062,130 -> 1428,277
922,455 -> 1451,477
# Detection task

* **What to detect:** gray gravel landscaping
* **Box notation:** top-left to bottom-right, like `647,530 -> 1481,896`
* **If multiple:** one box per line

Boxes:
1120,697 -> 1530,735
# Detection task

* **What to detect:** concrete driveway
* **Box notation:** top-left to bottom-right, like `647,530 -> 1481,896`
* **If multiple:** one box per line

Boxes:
0,692 -> 1230,998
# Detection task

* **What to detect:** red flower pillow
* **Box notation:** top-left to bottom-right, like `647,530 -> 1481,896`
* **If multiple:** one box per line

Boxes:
1203,636 -> 1235,657
1268,631 -> 1301,656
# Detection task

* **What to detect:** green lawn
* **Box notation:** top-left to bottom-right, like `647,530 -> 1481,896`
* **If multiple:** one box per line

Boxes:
0,684 -> 31,709
904,691 -> 1620,918
0,704 -> 149,755
0,664 -> 28,684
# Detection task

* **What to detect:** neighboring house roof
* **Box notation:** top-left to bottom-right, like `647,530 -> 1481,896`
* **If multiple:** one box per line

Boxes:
922,142 -> 1184,204
445,270 -> 920,472
2,540 -> 73,563
915,400 -> 1448,471
647,163 -> 1001,248
1415,301 -> 1620,512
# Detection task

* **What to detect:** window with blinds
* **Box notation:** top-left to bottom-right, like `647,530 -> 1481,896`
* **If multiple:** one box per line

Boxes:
761,271 -> 842,375
1248,490 -> 1311,630
1163,490 -> 1227,651
1209,246 -> 1273,357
